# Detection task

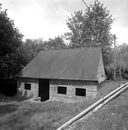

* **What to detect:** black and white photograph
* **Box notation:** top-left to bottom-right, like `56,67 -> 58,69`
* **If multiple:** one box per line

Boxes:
0,0 -> 128,130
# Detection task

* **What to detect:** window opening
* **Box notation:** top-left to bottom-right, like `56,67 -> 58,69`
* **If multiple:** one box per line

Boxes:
76,88 -> 86,96
58,86 -> 67,94
25,83 -> 31,90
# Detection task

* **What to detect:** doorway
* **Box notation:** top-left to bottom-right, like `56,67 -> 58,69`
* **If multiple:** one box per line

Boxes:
39,79 -> 49,101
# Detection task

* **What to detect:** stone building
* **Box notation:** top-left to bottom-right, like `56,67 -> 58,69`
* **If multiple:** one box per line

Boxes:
16,47 -> 106,102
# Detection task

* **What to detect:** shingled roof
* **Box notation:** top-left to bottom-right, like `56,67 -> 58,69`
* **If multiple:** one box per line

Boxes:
17,47 -> 103,81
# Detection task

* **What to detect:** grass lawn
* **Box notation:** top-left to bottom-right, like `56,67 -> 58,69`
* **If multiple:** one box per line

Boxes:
65,80 -> 128,130
0,80 -> 127,130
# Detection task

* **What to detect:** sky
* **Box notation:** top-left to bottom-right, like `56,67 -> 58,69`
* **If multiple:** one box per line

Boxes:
0,0 -> 128,45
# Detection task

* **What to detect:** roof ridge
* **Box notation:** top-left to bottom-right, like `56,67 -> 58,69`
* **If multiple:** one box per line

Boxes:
39,47 -> 101,53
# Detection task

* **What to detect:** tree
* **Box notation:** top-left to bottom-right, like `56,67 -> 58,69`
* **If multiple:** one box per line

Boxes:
43,36 -> 67,50
19,36 -> 67,67
65,0 -> 114,79
116,44 -> 128,79
18,39 -> 45,66
105,43 -> 128,80
65,0 -> 113,48
0,3 -> 23,79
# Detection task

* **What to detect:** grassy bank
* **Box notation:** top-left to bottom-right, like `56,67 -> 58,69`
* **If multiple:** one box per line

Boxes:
65,80 -> 128,130
0,80 -> 127,130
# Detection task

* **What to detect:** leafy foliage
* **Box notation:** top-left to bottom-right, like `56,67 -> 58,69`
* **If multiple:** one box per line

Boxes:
65,0 -> 115,79
1,0 -> 128,80
43,36 -> 67,50
66,0 -> 113,48
19,36 -> 67,66
0,4 -> 23,79
18,39 -> 44,66
106,44 -> 128,79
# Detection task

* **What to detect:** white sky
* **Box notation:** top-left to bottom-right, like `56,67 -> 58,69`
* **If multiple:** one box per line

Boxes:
0,0 -> 128,44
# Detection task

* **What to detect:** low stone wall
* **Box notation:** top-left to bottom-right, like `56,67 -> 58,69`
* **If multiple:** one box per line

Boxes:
49,79 -> 98,103
17,78 -> 39,99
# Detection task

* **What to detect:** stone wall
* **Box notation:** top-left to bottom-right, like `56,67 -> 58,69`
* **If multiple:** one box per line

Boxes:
49,79 -> 98,103
17,78 -> 98,102
17,78 -> 39,99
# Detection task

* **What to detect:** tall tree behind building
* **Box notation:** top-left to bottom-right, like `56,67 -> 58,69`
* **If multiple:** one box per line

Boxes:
65,0 -> 113,48
0,3 -> 23,79
65,0 -> 114,78
18,36 -> 67,67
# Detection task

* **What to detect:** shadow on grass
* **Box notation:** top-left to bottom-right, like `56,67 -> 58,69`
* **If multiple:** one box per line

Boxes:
0,104 -> 19,116
0,92 -> 31,103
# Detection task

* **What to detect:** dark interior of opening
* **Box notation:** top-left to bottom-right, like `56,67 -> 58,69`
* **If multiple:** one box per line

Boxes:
0,79 -> 17,96
76,88 -> 86,96
58,86 -> 67,94
24,83 -> 31,90
39,79 -> 49,101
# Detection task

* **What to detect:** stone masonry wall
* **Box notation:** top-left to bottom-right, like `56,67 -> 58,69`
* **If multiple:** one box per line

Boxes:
49,79 -> 98,103
17,78 -> 39,99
